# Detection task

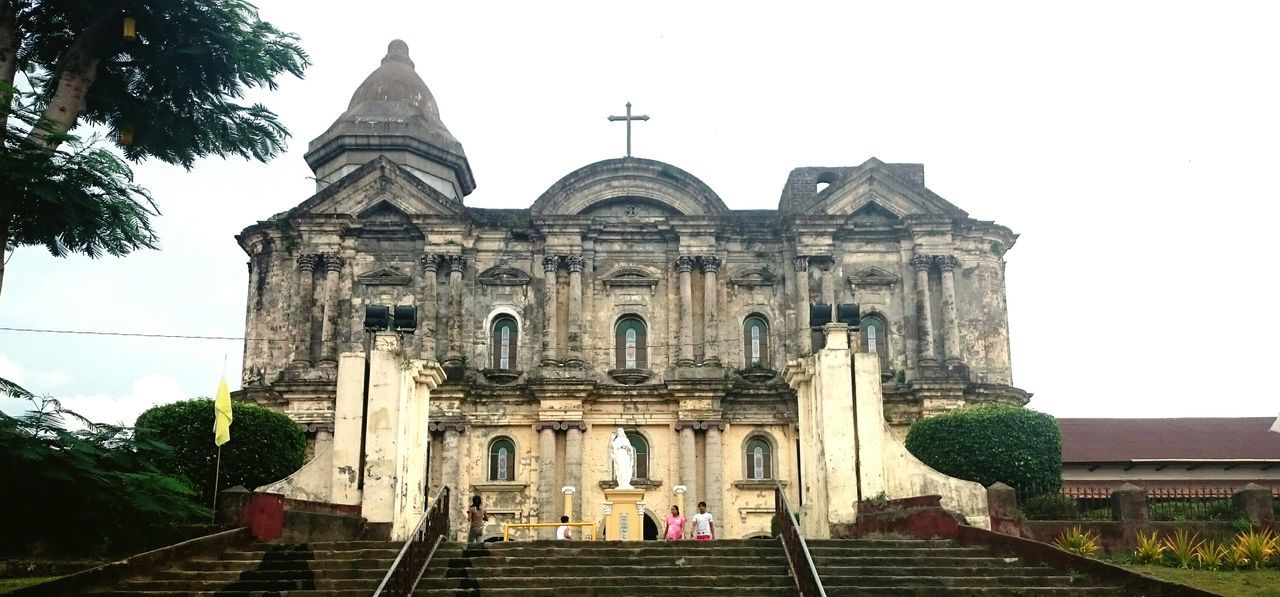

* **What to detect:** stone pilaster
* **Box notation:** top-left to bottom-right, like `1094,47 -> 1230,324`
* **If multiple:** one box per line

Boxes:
541,256 -> 559,366
678,425 -> 698,509
704,423 -> 724,523
910,254 -> 938,365
536,423 -> 558,524
793,256 -> 811,354
445,255 -> 465,366
318,253 -> 345,366
292,253 -> 320,367
936,255 -> 963,365
419,255 -> 440,360
700,256 -> 721,365
675,256 -> 695,366
565,254 -> 584,366
565,425 -> 584,519
441,427 -> 462,533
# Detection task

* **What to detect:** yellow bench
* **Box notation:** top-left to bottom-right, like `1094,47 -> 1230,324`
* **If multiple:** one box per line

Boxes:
501,521 -> 597,541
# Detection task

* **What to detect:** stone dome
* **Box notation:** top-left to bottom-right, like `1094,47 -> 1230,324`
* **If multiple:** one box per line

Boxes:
305,40 -> 475,198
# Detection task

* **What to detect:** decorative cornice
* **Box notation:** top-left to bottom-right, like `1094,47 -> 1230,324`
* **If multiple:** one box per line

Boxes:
674,255 -> 694,273
564,254 -> 585,273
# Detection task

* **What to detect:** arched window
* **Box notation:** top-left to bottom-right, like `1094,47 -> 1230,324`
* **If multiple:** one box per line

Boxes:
743,315 -> 770,368
861,314 -> 890,369
627,431 -> 649,479
489,437 -> 516,481
490,315 -> 518,370
615,317 -> 648,369
745,436 -> 772,480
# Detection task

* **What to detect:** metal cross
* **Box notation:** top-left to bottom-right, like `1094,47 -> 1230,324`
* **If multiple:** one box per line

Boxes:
607,102 -> 650,158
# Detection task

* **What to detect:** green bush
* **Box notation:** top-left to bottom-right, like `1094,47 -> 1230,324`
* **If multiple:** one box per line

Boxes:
136,399 -> 306,505
904,403 -> 1062,496
1022,494 -> 1080,520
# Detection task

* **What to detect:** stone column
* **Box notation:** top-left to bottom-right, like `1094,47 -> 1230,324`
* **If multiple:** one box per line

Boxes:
419,255 -> 439,360
441,427 -> 462,534
936,255 -> 963,365
675,256 -> 695,366
700,256 -> 721,365
562,486 -> 577,522
566,255 -> 584,366
292,253 -> 319,367
704,424 -> 723,523
541,256 -> 559,365
679,425 -> 698,509
910,254 -> 938,365
673,485 -> 688,537
318,253 -> 345,366
793,256 -> 811,354
537,424 -> 557,523
564,425 -> 583,518
445,256 -> 465,366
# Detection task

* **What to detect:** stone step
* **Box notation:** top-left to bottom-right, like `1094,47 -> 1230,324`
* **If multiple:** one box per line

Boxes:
222,548 -> 401,559
416,574 -> 798,590
806,546 -> 988,557
433,564 -> 792,578
819,565 -> 1061,576
430,555 -> 789,568
182,557 -> 394,571
415,588 -> 796,597
811,555 -> 1018,567
117,578 -> 379,591
822,587 -> 1127,597
89,591 -> 373,597
806,539 -> 959,548
440,539 -> 775,548
439,545 -> 785,557
819,575 -> 1082,588
296,540 -> 403,550
149,568 -> 390,582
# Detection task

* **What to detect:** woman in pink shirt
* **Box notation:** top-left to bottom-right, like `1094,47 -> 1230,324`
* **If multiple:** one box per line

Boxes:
663,505 -> 686,540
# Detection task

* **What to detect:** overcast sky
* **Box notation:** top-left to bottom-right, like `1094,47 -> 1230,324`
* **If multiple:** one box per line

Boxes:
2,1 -> 1278,425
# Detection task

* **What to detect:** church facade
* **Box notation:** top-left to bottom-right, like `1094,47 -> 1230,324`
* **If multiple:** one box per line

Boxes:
236,41 -> 1028,540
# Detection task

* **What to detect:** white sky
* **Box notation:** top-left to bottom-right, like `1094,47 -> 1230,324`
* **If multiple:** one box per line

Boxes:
2,0 -> 1278,424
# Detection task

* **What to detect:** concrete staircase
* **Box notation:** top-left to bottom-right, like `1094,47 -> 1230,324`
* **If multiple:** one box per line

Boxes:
86,540 -> 401,596
807,539 -> 1128,596
415,539 -> 798,596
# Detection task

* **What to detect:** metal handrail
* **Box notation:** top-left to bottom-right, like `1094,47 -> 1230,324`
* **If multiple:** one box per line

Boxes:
373,485 -> 450,597
774,483 -> 827,597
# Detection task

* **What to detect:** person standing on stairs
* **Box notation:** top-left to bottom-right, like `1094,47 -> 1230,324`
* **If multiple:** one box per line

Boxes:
692,501 -> 715,541
663,505 -> 686,541
556,515 -> 574,540
466,495 -> 489,544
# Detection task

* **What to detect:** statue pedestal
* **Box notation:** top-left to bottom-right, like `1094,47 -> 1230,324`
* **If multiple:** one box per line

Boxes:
602,488 -> 646,541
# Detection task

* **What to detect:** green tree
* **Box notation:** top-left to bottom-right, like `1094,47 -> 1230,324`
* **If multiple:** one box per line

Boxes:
904,403 -> 1062,496
136,398 -> 306,505
0,0 -> 308,295
0,396 -> 209,555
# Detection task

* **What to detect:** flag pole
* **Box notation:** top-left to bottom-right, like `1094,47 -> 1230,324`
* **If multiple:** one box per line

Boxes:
212,444 -> 223,523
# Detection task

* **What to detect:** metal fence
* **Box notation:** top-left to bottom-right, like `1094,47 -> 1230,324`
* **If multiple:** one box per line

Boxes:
1147,487 -> 1238,521
1018,486 -> 1113,521
1018,485 -> 1243,522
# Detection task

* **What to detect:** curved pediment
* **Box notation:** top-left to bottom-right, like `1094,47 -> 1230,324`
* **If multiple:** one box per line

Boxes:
477,264 -> 531,286
601,266 -> 661,288
531,158 -> 727,217
730,266 -> 780,288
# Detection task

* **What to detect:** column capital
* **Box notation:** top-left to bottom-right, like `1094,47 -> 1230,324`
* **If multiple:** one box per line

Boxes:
935,254 -> 960,272
792,256 -> 809,272
446,255 -> 466,273
296,253 -> 320,271
675,420 -> 727,431
320,253 -> 345,272
420,254 -> 440,272
673,485 -> 688,495
428,420 -> 468,433
910,254 -> 934,272
542,255 -> 560,273
699,255 -> 721,273
533,420 -> 587,432
565,254 -> 585,273
561,486 -> 577,495
674,255 -> 695,273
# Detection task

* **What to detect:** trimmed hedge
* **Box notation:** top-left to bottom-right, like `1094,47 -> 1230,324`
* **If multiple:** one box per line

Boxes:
904,403 -> 1062,496
136,399 -> 306,504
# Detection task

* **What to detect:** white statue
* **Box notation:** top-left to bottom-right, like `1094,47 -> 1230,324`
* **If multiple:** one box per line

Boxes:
610,427 -> 636,490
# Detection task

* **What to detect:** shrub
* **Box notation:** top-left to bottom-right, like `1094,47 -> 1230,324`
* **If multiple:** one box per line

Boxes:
1164,530 -> 1202,569
1194,539 -> 1229,570
1052,526 -> 1100,557
136,399 -> 306,505
1233,528 -> 1278,570
904,403 -> 1062,496
1021,494 -> 1079,520
1134,530 -> 1166,565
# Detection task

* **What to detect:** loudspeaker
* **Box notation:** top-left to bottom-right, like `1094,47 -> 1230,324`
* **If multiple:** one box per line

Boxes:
810,303 -> 833,328
837,303 -> 861,327
393,305 -> 418,332
364,305 -> 390,331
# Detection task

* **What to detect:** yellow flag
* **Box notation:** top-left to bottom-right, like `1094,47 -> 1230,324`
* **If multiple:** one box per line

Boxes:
213,377 -> 233,447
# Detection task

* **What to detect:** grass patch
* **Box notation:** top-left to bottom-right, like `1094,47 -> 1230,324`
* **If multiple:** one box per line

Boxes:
0,577 -> 57,593
1120,564 -> 1280,597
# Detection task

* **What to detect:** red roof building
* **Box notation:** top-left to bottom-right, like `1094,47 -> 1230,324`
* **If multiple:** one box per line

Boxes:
1057,417 -> 1280,497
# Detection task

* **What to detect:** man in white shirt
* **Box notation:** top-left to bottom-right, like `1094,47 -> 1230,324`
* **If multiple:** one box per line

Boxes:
555,515 -> 573,540
692,501 -> 715,541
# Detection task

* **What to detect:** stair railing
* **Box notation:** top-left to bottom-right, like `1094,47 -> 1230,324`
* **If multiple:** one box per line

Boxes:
373,485 -> 450,597
774,483 -> 827,597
